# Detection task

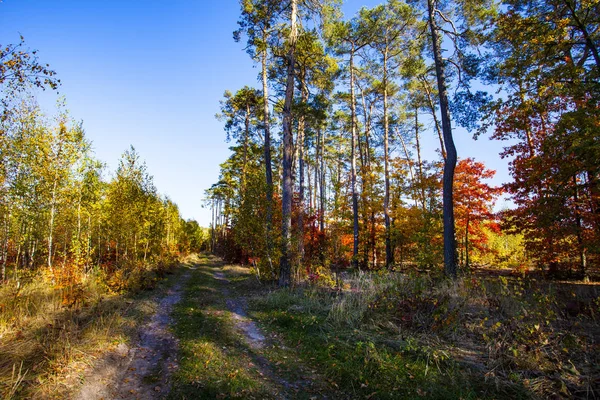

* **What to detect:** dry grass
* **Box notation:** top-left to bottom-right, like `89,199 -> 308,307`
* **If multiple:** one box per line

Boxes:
0,261 -> 181,399
328,270 -> 404,326
291,269 -> 600,399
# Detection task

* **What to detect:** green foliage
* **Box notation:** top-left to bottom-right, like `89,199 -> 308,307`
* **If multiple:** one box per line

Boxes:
0,101 -> 204,292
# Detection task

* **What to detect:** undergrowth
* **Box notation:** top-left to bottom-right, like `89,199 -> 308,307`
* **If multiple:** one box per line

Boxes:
0,256 -> 182,399
249,270 -> 600,399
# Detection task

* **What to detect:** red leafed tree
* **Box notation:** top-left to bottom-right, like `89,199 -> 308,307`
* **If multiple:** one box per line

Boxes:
490,94 -> 597,278
453,158 -> 503,269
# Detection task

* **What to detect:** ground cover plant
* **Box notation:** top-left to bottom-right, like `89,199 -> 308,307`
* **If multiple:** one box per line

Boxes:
248,269 -> 600,399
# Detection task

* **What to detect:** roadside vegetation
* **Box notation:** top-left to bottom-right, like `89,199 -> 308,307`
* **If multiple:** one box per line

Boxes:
0,50 -> 210,396
250,270 -> 599,399
0,258 -> 191,399
169,255 -> 600,399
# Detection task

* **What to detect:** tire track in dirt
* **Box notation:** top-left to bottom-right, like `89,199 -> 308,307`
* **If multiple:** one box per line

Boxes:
213,269 -> 325,399
75,269 -> 192,400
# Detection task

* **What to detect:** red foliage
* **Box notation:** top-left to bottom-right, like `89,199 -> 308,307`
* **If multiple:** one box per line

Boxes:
453,158 -> 504,263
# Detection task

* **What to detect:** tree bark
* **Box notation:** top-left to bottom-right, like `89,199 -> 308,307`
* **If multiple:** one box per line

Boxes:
297,79 -> 308,271
279,0 -> 298,287
422,77 -> 446,160
428,0 -> 458,277
398,130 -> 419,209
48,178 -> 58,268
383,48 -> 393,268
242,102 -> 250,193
573,175 -> 588,280
349,49 -> 360,269
262,45 -> 275,272
464,213 -> 470,269
319,127 -> 326,233
415,109 -> 427,210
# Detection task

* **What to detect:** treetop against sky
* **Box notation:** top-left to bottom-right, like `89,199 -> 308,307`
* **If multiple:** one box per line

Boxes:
0,0 -> 510,226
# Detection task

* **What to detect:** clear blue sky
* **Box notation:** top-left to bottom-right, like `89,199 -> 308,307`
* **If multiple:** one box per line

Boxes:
0,0 -> 510,227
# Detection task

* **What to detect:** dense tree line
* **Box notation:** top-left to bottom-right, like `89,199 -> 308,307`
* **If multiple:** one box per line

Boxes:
0,41 -> 208,290
208,0 -> 599,283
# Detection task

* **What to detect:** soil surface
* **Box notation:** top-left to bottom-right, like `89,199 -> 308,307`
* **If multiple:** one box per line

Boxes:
75,257 -> 324,400
75,270 -> 191,400
213,269 -> 309,398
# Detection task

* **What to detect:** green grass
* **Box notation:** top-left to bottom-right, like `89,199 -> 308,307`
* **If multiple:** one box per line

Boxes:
249,288 -> 521,400
168,255 -> 276,399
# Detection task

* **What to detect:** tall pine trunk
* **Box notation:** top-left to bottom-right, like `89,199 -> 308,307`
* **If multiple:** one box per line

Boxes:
297,80 -> 308,272
428,0 -> 458,277
262,38 -> 275,275
349,49 -> 360,269
383,49 -> 392,268
279,0 -> 298,287
319,127 -> 326,233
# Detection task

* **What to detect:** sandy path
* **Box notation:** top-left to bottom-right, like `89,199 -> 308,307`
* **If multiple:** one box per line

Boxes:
75,270 -> 191,400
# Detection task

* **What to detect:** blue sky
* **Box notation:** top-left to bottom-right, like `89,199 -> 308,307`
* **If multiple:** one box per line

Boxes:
0,0 -> 511,226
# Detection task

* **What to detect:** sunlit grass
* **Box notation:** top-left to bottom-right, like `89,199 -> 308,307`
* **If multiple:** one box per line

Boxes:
0,261 -> 184,399
169,255 -> 275,399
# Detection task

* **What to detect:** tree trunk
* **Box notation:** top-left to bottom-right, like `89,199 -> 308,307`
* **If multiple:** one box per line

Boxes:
428,0 -> 458,277
297,79 -> 308,272
211,199 -> 216,253
279,0 -> 298,287
349,49 -> 360,269
86,214 -> 92,271
15,241 -> 21,282
398,130 -> 419,209
48,179 -> 58,268
262,45 -> 275,270
319,127 -> 326,232
30,239 -> 37,270
242,102 -> 250,193
1,215 -> 8,281
308,161 -> 313,214
422,77 -> 446,160
415,109 -> 427,210
383,49 -> 393,268
573,175 -> 588,280
464,214 -> 470,269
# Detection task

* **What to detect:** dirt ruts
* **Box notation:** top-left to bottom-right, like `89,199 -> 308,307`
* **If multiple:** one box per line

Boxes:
213,269 -> 323,399
75,270 -> 191,400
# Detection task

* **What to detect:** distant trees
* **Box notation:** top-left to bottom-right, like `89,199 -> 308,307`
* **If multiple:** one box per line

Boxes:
0,102 -> 204,287
454,158 -> 503,269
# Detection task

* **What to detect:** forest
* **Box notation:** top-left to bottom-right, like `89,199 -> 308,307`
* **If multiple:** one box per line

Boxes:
1,0 -> 600,399
209,0 -> 598,281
